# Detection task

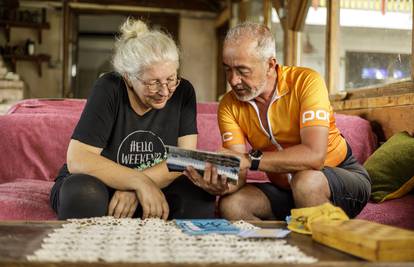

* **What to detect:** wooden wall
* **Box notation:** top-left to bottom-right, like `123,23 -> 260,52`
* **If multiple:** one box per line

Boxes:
332,82 -> 414,142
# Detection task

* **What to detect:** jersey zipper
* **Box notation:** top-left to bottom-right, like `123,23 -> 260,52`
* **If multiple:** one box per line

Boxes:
248,89 -> 293,183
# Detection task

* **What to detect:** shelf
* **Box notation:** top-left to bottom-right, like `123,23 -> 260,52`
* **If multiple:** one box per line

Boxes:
0,20 -> 50,43
2,54 -> 51,77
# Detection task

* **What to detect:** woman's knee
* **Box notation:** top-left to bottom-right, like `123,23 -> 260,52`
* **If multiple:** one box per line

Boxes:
164,176 -> 216,219
58,174 -> 109,219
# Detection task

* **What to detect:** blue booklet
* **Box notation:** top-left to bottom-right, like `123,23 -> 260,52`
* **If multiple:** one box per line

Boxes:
175,219 -> 241,235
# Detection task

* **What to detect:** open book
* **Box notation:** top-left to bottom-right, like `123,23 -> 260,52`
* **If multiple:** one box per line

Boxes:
165,145 -> 240,184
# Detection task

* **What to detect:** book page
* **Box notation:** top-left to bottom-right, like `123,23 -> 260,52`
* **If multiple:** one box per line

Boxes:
165,145 -> 240,184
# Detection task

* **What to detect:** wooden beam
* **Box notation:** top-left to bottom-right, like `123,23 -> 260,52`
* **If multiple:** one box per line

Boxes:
275,0 -> 308,66
412,1 -> 414,81
287,0 -> 310,31
62,0 -> 69,98
263,0 -> 272,28
70,0 -> 221,12
325,0 -> 340,94
284,29 -> 299,66
273,0 -> 286,31
238,0 -> 248,22
332,93 -> 414,110
215,7 -> 230,28
345,81 -> 414,99
68,2 -> 215,17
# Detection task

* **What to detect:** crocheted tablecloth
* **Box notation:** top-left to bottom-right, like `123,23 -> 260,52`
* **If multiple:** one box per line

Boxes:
27,217 -> 316,264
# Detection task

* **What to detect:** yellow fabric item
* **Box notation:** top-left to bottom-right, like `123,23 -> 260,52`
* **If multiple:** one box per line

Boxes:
288,203 -> 349,235
381,175 -> 414,202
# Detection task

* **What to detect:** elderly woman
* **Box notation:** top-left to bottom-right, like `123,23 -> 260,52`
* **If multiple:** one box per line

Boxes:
50,18 -> 215,220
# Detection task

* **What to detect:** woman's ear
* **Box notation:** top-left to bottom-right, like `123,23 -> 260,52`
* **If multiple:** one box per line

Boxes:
123,74 -> 132,88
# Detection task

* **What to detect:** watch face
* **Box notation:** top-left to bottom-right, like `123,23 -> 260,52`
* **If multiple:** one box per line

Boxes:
249,149 -> 262,158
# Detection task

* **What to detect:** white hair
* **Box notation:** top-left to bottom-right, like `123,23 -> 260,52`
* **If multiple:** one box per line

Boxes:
112,18 -> 179,77
224,22 -> 276,60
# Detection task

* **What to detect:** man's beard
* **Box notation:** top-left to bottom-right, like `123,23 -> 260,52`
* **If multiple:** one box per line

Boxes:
233,79 -> 267,102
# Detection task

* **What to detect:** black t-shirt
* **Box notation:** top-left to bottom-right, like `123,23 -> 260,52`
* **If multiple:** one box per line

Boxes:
57,72 -> 197,178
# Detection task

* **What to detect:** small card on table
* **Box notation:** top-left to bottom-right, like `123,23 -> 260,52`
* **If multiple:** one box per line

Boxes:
238,228 -> 290,238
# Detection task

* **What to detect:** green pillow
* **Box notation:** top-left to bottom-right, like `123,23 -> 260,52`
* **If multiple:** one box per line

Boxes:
364,131 -> 414,202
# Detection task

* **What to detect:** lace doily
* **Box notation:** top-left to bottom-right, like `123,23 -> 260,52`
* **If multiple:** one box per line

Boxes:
27,217 -> 316,264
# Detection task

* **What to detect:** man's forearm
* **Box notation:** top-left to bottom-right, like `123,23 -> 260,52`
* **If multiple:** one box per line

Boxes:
259,144 -> 325,173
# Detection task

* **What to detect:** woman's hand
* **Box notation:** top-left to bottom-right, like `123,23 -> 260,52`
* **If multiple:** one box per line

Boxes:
108,190 -> 138,218
135,176 -> 169,220
184,162 -> 229,195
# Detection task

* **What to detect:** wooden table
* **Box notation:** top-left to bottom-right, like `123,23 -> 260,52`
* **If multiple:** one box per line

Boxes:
0,220 -> 412,267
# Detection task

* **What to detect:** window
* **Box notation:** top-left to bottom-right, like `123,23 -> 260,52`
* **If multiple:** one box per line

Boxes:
300,4 -> 327,77
345,51 -> 411,88
339,0 -> 412,90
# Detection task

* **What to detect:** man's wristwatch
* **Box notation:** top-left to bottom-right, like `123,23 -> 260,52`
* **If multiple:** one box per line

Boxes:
248,149 -> 263,171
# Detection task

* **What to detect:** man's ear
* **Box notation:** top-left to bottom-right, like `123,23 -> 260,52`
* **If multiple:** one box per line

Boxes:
267,57 -> 277,74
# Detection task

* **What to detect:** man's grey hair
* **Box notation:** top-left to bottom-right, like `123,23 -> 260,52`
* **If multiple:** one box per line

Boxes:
224,22 -> 276,60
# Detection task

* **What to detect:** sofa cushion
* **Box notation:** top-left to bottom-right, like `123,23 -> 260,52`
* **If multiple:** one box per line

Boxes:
0,114 -> 79,183
196,113 -> 222,152
357,194 -> 414,230
197,102 -> 218,114
9,99 -> 215,116
364,131 -> 414,202
334,113 -> 377,164
0,179 -> 56,220
7,98 -> 85,116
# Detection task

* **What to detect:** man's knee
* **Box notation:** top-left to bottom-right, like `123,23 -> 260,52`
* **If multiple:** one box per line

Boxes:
58,174 -> 109,219
290,170 -> 330,206
291,170 -> 328,193
218,185 -> 271,220
219,192 -> 248,220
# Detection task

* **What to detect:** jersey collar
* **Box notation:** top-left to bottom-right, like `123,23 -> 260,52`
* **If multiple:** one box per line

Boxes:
275,64 -> 290,98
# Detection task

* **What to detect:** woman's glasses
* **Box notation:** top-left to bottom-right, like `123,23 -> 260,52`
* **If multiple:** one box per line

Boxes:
136,77 -> 181,94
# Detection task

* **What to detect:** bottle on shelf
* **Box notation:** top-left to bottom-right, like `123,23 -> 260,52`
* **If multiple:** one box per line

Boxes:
25,39 -> 35,55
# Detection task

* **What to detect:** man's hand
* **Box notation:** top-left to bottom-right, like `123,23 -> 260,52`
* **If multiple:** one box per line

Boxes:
184,162 -> 229,195
108,190 -> 138,218
135,176 -> 169,220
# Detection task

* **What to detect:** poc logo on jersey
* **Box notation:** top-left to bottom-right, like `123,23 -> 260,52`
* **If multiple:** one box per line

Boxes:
222,132 -> 233,142
302,110 -> 329,124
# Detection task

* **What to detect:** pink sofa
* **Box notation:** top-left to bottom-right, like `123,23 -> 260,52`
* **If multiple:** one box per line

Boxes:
1,99 -> 413,229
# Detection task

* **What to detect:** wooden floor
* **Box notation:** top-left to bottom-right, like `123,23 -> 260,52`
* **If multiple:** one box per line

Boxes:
0,220 -> 412,267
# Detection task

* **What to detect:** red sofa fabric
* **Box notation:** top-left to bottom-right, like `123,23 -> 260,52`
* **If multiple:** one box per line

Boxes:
0,179 -> 55,220
0,114 -> 79,183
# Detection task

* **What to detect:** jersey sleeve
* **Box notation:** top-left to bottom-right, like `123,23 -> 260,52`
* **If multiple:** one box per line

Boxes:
72,74 -> 118,148
218,94 -> 246,148
299,70 -> 331,128
178,79 -> 197,137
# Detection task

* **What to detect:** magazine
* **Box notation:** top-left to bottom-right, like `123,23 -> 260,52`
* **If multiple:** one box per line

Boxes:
175,219 -> 241,235
165,145 -> 240,184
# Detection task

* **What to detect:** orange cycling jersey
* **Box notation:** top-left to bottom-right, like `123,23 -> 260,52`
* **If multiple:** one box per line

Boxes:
218,65 -> 347,172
